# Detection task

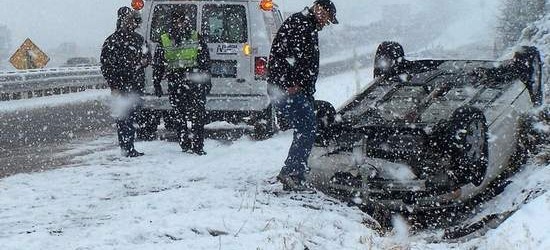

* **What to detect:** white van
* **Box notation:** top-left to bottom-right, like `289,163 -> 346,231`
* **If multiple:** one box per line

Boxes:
131,0 -> 284,138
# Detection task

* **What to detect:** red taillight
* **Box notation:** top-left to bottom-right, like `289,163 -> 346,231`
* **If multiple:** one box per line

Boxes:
255,57 -> 268,79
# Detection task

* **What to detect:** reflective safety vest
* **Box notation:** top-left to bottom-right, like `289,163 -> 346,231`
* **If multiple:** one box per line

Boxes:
161,31 -> 200,70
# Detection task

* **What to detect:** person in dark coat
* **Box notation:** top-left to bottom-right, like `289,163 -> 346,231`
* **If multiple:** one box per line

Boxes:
100,6 -> 151,157
267,0 -> 338,191
153,11 -> 211,155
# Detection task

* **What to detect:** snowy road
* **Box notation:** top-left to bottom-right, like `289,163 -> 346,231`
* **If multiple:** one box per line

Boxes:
0,92 -> 113,178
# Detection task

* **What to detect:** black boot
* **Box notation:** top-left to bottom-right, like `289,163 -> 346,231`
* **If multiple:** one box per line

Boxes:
191,148 -> 207,156
124,149 -> 145,158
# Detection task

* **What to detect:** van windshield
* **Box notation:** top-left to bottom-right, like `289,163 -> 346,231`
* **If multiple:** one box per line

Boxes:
201,4 -> 247,43
150,4 -> 198,43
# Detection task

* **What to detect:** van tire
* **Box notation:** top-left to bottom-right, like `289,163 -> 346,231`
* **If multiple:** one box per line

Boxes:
136,108 -> 161,141
252,106 -> 276,140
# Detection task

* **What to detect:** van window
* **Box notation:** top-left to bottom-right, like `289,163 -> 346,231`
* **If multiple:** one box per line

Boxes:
150,4 -> 198,43
202,4 -> 248,43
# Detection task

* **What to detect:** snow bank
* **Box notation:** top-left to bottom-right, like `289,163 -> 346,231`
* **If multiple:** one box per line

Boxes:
482,192 -> 550,249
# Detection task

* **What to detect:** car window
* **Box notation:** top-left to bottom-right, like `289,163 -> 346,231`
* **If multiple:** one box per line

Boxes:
150,4 -> 198,43
202,4 -> 247,43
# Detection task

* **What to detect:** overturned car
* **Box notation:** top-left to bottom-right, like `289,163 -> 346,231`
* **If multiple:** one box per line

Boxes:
308,42 -> 544,214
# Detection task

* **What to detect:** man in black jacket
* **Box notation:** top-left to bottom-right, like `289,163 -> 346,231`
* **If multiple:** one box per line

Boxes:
101,7 -> 151,157
268,0 -> 338,191
153,11 -> 211,155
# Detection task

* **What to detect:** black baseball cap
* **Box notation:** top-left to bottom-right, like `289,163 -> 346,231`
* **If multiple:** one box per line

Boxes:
315,0 -> 339,24
118,6 -> 141,24
118,6 -> 132,19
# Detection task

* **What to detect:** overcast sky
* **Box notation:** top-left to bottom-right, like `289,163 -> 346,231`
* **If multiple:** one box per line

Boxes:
0,0 -> 500,54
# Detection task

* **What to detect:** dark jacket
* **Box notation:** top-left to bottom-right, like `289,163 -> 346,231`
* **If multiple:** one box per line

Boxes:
100,29 -> 150,94
152,31 -> 211,91
268,8 -> 320,97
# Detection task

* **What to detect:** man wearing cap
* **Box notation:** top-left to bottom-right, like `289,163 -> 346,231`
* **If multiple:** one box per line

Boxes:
101,6 -> 151,157
268,0 -> 338,191
153,10 -> 211,155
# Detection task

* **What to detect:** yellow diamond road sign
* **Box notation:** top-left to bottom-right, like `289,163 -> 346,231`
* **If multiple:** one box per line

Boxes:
9,38 -> 50,70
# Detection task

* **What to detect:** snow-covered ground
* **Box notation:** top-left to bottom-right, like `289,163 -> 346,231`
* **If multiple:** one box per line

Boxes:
0,135 -> 382,249
1,119 -> 548,250
1,65 -> 549,249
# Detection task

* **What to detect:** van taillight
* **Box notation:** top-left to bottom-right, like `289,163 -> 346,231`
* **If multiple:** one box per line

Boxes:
255,57 -> 268,80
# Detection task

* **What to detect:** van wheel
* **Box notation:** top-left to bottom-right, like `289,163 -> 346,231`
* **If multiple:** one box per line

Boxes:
252,106 -> 276,140
136,109 -> 161,141
315,100 -> 336,147
163,110 -> 178,131
515,46 -> 543,106
448,107 -> 488,187
374,41 -> 405,79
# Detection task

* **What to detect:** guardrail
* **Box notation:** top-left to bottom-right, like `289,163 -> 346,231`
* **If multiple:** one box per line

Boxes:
0,66 -> 107,102
0,55 -> 372,102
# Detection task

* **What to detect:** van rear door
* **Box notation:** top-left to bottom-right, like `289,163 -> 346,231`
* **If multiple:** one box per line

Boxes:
145,3 -> 199,94
201,3 -> 252,96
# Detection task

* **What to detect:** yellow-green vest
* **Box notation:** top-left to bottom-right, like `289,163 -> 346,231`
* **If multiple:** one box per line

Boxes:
161,31 -> 200,70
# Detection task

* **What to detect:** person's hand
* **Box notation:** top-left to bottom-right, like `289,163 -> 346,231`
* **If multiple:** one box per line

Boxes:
154,85 -> 163,97
286,86 -> 301,95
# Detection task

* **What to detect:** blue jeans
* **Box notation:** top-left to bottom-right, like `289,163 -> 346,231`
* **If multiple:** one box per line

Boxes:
275,93 -> 316,181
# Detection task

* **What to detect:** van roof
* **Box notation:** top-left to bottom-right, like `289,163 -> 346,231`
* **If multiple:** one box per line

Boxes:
146,0 -> 261,2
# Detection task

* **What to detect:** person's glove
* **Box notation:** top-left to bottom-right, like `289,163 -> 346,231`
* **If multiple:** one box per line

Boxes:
154,84 -> 163,97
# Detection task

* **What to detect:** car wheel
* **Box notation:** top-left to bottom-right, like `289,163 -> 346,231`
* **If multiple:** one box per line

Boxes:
252,106 -> 276,140
136,109 -> 161,141
515,46 -> 543,106
374,41 -> 405,79
314,100 -> 336,146
448,107 -> 488,187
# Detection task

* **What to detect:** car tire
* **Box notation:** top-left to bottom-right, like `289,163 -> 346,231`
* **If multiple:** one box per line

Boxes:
314,100 -> 336,146
252,106 -> 276,140
515,46 -> 544,106
374,41 -> 405,79
136,108 -> 161,141
447,107 -> 488,187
